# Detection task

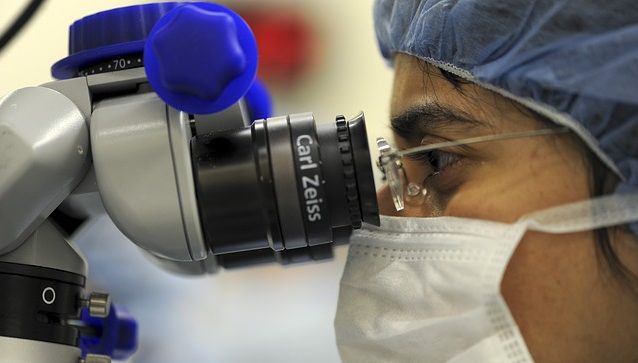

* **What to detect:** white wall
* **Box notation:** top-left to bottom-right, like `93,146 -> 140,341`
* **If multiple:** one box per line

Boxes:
0,1 -> 393,362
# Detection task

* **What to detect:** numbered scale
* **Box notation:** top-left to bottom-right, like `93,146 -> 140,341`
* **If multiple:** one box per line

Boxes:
79,55 -> 144,76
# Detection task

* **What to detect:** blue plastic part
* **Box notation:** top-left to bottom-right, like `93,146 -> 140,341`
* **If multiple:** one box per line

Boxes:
80,305 -> 138,360
51,2 -> 184,79
51,2 -> 258,114
144,2 -> 258,114
244,79 -> 273,121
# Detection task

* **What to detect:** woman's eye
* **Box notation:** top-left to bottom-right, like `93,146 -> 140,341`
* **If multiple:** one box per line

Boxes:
407,149 -> 461,176
427,150 -> 460,173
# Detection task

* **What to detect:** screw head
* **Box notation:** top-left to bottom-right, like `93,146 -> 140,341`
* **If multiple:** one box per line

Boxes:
88,292 -> 111,318
80,354 -> 111,363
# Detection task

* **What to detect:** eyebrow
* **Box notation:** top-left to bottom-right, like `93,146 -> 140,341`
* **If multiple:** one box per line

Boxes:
390,102 -> 487,141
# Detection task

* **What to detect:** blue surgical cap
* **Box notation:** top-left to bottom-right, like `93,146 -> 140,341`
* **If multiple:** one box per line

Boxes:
374,0 -> 638,236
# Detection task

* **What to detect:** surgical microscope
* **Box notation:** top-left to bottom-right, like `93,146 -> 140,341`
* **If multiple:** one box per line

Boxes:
0,2 -> 379,362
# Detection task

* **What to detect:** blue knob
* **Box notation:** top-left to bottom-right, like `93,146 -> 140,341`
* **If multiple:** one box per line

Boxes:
144,3 -> 258,114
51,2 -> 258,115
80,305 -> 138,360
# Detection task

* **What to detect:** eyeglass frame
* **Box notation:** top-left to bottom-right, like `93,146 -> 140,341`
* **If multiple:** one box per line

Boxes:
376,127 -> 570,211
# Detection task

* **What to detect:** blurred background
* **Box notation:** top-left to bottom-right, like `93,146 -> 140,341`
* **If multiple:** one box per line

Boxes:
0,1 -> 392,362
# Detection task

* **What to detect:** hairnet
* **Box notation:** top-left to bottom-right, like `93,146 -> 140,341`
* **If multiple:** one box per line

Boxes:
374,0 -> 638,237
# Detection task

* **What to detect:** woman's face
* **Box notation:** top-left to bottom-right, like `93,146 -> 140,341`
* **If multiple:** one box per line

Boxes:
378,53 -> 638,362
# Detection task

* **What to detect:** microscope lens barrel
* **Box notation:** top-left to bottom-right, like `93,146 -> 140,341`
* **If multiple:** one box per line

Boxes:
190,113 -> 379,267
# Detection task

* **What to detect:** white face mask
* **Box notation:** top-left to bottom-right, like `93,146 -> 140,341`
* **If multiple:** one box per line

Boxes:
334,194 -> 638,363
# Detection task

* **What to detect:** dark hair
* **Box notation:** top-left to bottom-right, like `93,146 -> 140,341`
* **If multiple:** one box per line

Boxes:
438,69 -> 637,288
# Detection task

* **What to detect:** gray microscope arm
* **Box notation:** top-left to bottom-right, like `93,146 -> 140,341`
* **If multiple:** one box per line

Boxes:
0,78 -> 94,362
1,68 -> 241,277
0,85 -> 90,256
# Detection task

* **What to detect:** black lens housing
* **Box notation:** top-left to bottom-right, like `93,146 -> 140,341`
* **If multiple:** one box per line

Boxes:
191,113 -> 379,268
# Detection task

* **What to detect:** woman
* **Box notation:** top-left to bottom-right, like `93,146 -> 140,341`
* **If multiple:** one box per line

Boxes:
335,1 -> 638,362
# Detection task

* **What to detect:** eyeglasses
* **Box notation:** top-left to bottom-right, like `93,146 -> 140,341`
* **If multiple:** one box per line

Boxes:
376,127 -> 570,211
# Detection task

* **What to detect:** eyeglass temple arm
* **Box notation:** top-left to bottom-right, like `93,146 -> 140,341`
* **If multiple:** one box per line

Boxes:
398,127 -> 570,158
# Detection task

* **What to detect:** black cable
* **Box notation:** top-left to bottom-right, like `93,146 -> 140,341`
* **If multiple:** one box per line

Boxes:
0,0 -> 46,54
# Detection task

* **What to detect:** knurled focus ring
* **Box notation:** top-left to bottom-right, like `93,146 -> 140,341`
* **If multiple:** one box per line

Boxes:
336,116 -> 362,228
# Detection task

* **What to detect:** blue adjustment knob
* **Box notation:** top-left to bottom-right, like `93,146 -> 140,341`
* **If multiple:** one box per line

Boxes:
144,3 -> 258,114
80,305 -> 138,360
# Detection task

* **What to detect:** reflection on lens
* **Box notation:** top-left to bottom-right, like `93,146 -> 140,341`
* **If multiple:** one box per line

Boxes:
405,182 -> 427,206
407,182 -> 422,197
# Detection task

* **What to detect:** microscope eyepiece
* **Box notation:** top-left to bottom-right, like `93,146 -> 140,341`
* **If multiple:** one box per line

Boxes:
190,113 -> 379,267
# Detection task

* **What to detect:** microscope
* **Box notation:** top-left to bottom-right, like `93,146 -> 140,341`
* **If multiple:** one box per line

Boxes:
0,2 -> 379,362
